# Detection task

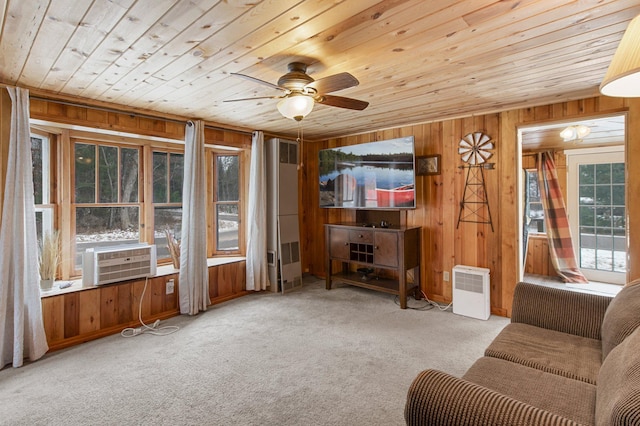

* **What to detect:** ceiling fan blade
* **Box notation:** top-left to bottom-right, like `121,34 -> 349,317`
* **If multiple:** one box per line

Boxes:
317,94 -> 368,110
230,73 -> 287,91
306,72 -> 359,94
223,96 -> 282,103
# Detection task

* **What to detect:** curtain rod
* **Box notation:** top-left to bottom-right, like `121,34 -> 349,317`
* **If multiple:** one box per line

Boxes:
29,96 -> 253,136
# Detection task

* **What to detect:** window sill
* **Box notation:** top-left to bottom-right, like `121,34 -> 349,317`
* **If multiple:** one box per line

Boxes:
527,233 -> 547,239
39,256 -> 246,299
566,281 -> 622,297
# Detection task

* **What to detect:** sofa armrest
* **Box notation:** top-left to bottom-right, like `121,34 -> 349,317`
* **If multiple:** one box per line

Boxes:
511,282 -> 612,340
405,369 -> 581,426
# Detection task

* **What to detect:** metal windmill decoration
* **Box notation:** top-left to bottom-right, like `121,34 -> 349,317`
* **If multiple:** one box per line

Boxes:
457,132 -> 495,231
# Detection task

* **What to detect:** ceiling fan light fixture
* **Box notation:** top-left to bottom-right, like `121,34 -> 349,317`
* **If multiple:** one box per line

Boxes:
277,93 -> 314,121
600,14 -> 640,97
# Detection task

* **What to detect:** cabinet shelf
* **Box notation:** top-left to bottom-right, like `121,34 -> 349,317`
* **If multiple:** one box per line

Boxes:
350,242 -> 374,263
330,271 -> 418,295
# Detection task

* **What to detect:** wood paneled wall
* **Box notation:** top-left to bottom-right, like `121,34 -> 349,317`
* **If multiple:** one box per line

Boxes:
208,260 -> 247,303
300,96 -> 640,316
42,261 -> 247,351
29,97 -> 252,149
1,91 -> 638,323
42,275 -> 179,351
524,236 -> 555,277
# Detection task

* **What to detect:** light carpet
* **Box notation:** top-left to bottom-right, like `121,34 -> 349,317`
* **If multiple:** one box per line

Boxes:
0,277 -> 509,426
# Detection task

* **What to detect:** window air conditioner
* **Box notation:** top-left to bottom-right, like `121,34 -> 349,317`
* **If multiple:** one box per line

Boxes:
452,265 -> 491,320
82,244 -> 157,286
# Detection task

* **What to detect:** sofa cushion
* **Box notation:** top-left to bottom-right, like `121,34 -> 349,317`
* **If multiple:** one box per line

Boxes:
485,323 -> 601,384
601,280 -> 640,360
596,326 -> 640,426
512,282 -> 612,340
464,357 -> 596,426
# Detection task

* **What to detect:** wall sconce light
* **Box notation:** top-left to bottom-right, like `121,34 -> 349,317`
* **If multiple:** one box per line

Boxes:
600,14 -> 640,97
560,125 -> 591,142
277,93 -> 315,121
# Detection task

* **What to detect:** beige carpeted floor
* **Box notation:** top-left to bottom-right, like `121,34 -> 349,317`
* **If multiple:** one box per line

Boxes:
0,276 -> 509,426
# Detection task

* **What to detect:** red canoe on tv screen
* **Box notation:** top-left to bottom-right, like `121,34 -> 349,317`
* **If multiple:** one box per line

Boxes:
375,184 -> 415,207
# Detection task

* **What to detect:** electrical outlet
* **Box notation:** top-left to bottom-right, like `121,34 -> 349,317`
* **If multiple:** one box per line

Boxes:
443,271 -> 450,282
166,279 -> 175,295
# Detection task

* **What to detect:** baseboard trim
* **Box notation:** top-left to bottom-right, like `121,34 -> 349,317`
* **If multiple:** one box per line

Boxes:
47,291 -> 253,352
46,310 -> 180,352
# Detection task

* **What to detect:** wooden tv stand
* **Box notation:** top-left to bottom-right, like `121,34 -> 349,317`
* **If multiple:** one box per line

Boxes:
324,223 -> 421,309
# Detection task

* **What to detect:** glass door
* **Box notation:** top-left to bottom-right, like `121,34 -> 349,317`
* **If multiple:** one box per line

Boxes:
567,147 -> 626,284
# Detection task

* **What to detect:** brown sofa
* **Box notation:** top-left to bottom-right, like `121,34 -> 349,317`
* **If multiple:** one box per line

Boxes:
405,281 -> 640,426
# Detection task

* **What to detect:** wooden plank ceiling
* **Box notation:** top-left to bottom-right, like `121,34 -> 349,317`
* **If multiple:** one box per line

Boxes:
0,0 -> 638,140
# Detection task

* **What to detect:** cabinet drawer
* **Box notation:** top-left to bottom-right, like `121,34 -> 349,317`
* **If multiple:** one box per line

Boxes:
349,230 -> 373,244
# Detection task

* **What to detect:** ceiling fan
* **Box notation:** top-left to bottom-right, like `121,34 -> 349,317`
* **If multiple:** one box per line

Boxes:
225,62 -> 369,121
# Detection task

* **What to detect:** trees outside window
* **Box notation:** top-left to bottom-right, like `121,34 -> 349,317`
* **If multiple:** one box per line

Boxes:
31,134 -> 54,244
31,127 -> 246,278
152,151 -> 183,260
524,170 -> 545,234
214,154 -> 240,252
73,142 -> 141,269
576,162 -> 626,273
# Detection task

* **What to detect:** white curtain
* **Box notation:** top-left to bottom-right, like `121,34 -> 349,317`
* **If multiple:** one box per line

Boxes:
179,120 -> 210,315
0,87 -> 49,368
246,131 -> 269,291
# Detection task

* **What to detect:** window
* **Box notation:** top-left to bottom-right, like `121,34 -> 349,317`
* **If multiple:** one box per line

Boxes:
30,124 -> 247,279
73,142 -> 141,269
524,169 -> 545,234
213,154 -> 240,253
31,133 -> 54,243
153,151 -> 183,261
577,163 -> 625,271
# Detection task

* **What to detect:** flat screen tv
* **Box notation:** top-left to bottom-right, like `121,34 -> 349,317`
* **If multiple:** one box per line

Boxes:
319,136 -> 415,209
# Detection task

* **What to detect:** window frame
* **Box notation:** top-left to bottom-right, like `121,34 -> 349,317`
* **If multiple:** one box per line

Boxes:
523,168 -> 546,235
70,138 -> 143,275
150,148 -> 184,264
208,150 -> 243,257
31,124 -> 248,280
31,131 -> 57,251
566,146 -> 626,284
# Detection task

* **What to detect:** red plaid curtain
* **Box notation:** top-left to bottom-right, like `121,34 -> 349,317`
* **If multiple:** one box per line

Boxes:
537,152 -> 588,283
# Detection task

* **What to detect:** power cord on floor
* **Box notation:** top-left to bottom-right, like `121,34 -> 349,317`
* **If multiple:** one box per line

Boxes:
393,295 -> 434,310
421,290 -> 453,311
121,277 -> 180,338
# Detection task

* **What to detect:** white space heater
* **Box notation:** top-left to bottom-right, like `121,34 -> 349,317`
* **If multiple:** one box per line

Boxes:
452,265 -> 491,320
82,244 -> 157,286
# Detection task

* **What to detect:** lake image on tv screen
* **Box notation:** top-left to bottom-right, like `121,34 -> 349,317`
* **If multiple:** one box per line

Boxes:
318,137 -> 415,209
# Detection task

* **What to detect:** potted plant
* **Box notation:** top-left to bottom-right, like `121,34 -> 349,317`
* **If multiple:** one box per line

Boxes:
39,230 -> 60,291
